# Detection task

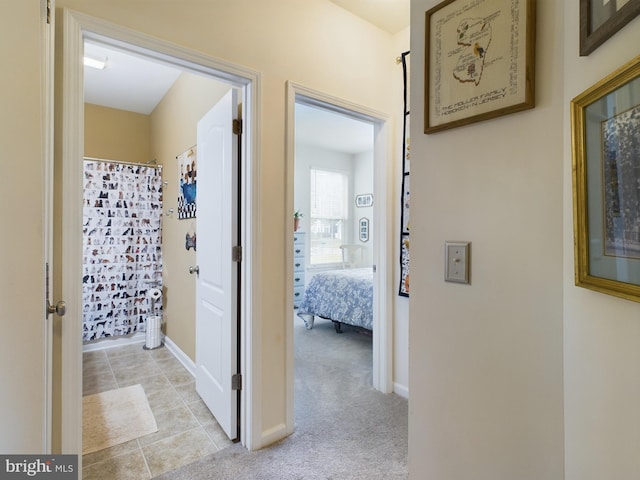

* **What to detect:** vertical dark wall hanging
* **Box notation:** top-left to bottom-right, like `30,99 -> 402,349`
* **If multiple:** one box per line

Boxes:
399,51 -> 410,297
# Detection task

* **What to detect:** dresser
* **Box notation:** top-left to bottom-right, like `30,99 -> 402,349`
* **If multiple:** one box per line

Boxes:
293,232 -> 306,308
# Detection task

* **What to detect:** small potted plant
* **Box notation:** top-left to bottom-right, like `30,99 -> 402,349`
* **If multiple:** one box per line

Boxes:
293,209 -> 303,231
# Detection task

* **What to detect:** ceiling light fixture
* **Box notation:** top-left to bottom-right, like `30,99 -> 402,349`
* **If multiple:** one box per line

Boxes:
83,56 -> 108,70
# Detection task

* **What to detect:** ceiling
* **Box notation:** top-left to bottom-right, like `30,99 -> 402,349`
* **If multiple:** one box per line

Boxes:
329,0 -> 410,35
83,1 -> 407,153
84,41 -> 182,115
295,103 -> 374,154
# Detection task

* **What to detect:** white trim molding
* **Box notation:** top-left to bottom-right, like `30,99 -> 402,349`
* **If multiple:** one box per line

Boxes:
59,9 -> 85,456
81,333 -> 146,353
41,0 -> 55,454
164,336 -> 196,378
394,382 -> 409,399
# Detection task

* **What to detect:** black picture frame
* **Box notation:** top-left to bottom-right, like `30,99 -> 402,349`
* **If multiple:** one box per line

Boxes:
580,0 -> 640,56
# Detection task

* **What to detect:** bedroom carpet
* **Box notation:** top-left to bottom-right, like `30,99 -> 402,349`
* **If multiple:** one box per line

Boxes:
154,318 -> 408,479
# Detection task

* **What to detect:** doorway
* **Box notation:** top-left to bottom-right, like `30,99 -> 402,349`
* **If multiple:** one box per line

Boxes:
284,82 -> 393,430
58,10 -> 260,456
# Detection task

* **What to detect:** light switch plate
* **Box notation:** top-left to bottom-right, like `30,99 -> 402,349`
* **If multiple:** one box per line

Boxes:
445,241 -> 470,284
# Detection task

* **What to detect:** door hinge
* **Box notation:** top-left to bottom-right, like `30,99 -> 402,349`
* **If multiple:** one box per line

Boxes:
232,245 -> 243,262
232,373 -> 242,391
46,0 -> 52,24
233,119 -> 242,135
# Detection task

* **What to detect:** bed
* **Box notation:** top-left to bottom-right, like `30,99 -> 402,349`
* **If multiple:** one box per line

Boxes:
296,267 -> 373,333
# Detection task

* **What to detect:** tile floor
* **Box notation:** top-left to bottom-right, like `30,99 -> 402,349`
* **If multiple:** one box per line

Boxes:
82,343 -> 234,479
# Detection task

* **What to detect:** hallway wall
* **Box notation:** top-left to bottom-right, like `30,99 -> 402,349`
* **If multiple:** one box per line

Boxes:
409,0 -> 640,478
55,0 -> 405,445
5,0 -> 640,473
562,5 -> 640,479
409,0 -> 564,478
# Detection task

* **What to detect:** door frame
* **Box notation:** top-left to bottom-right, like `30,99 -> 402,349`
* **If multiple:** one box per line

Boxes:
284,82 -> 394,430
42,0 -> 55,453
58,9 -> 263,453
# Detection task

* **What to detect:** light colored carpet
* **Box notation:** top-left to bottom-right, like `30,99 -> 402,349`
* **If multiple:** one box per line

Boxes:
154,320 -> 408,479
82,384 -> 158,455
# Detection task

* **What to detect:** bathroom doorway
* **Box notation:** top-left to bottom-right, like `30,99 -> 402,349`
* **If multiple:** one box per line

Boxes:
58,10 -> 259,455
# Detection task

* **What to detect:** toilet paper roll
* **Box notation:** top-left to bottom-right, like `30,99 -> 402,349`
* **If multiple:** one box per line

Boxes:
147,287 -> 162,301
145,315 -> 163,349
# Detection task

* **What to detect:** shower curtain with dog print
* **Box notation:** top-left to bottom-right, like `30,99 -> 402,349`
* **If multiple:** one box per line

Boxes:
82,159 -> 163,341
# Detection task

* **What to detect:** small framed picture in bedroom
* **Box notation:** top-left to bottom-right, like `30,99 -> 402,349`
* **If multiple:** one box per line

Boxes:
359,217 -> 370,242
355,193 -> 373,207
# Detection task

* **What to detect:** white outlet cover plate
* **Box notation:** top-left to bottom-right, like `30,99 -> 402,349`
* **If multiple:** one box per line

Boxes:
445,241 -> 470,284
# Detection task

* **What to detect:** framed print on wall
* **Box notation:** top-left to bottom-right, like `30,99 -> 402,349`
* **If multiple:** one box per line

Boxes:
571,54 -> 640,302
177,146 -> 197,219
424,0 -> 536,133
359,217 -> 370,242
355,193 -> 374,207
580,0 -> 640,56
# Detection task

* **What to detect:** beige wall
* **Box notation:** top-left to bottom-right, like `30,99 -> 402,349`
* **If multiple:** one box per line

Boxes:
149,72 -> 231,360
51,0 -> 405,447
0,0 -> 47,453
410,0 -> 640,478
2,0 -> 635,473
562,5 -> 640,480
409,0 -> 564,478
55,2 -> 401,441
0,0 -> 407,455
84,103 -> 151,163
58,0 -> 404,443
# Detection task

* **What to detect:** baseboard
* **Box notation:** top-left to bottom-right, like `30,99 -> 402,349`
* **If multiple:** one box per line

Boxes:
261,422 -> 288,447
394,382 -> 409,399
82,332 -> 196,381
82,332 -> 146,352
163,335 -> 196,378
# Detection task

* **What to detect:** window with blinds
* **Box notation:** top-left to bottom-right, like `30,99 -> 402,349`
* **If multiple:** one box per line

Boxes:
309,168 -> 349,265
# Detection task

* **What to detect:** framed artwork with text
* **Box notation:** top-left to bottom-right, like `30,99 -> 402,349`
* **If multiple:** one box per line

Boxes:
424,0 -> 536,133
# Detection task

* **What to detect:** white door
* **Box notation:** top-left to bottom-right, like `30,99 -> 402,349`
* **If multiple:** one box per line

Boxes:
195,89 -> 240,440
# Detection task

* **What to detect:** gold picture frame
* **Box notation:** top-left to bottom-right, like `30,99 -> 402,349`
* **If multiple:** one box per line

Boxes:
571,55 -> 640,302
424,0 -> 536,134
